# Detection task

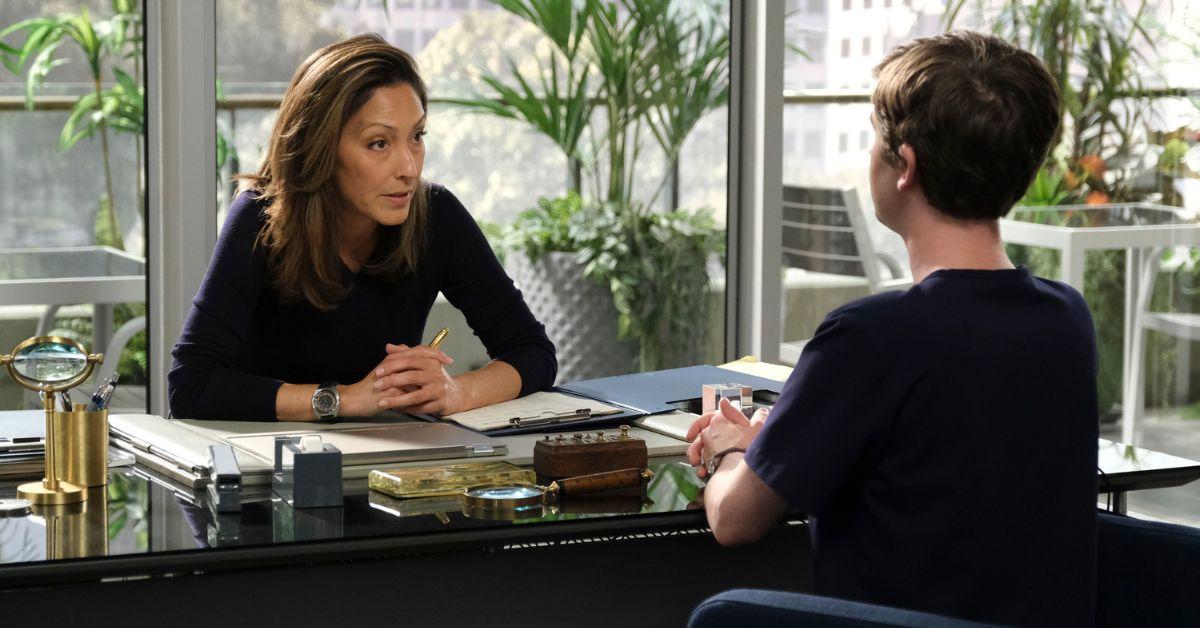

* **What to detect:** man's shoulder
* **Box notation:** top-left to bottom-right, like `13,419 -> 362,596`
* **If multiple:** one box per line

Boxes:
824,289 -> 911,330
1030,274 -> 1091,311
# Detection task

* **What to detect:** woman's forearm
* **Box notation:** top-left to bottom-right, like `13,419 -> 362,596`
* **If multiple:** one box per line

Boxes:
448,359 -> 522,414
275,383 -> 323,422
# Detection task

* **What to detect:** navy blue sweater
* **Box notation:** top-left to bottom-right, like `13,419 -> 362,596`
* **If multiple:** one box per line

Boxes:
168,185 -> 557,420
747,267 -> 1098,626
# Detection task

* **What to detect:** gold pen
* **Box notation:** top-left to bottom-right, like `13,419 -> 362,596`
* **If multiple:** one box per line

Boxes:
428,327 -> 450,350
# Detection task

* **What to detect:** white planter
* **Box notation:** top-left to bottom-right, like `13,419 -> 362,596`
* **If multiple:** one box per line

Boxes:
506,250 -> 637,384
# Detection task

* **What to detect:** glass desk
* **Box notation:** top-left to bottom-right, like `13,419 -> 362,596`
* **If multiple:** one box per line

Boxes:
1001,203 -> 1200,442
1,435 -> 1196,624
0,246 -> 145,361
0,461 -> 712,572
0,460 -> 813,626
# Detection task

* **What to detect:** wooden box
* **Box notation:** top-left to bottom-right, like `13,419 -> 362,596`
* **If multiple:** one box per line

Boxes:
533,426 -> 648,480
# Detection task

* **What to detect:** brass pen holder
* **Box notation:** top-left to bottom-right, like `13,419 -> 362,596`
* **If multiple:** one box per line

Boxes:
0,335 -> 105,506
53,405 -> 110,489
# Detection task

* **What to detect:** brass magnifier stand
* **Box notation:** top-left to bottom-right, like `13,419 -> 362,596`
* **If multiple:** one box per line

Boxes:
0,336 -> 102,506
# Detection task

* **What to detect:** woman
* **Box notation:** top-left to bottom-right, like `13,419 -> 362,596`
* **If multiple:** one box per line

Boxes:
168,34 -> 556,421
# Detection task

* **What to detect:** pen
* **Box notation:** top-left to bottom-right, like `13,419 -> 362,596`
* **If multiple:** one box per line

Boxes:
98,374 -> 119,410
428,327 -> 449,351
85,374 -> 120,411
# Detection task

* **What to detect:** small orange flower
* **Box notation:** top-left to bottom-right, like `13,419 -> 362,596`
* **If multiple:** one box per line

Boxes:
1077,155 -> 1107,179
1086,190 -> 1110,205
1064,170 -> 1080,190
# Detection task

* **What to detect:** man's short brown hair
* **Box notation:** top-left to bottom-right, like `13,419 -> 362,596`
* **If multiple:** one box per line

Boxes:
872,30 -> 1061,220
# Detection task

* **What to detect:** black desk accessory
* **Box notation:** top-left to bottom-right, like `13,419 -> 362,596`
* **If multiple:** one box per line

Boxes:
272,435 -> 343,508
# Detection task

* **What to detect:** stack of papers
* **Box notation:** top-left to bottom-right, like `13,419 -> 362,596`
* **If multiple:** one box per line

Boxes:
0,439 -> 44,479
443,391 -> 625,431
1,411 -> 46,479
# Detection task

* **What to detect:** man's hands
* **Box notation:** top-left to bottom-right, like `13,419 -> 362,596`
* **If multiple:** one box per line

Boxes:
341,343 -> 463,416
685,397 -> 787,546
686,397 -> 769,479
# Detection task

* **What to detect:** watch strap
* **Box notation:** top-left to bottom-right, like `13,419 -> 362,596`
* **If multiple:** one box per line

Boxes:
706,447 -> 747,476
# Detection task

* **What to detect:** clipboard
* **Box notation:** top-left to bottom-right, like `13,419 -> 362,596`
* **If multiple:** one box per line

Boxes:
442,390 -> 640,435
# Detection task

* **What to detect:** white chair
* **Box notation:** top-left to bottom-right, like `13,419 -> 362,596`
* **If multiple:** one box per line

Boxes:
1123,245 -> 1199,443
779,185 -> 910,364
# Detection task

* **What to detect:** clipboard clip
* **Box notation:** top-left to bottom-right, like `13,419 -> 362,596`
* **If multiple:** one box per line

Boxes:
508,408 -> 593,428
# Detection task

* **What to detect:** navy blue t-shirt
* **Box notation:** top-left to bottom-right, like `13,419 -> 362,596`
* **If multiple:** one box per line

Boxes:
746,267 -> 1098,626
168,184 -> 557,420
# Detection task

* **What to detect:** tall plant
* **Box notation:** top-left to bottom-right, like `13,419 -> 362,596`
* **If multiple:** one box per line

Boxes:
445,0 -> 596,192
0,0 -> 143,250
454,0 -> 728,212
460,0 -> 729,371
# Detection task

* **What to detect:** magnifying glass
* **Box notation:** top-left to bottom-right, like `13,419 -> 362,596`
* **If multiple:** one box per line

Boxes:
1,336 -> 102,506
462,467 -> 653,520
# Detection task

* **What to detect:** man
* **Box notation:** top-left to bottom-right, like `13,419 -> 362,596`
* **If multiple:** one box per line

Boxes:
688,31 -> 1097,626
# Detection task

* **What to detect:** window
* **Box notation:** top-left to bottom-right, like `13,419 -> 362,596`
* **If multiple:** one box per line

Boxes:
864,0 -> 873,8
838,133 -> 849,152
0,1 -> 148,411
804,131 -> 821,158
843,0 -> 852,10
859,130 -> 869,150
805,32 -> 827,63
862,36 -> 871,56
841,38 -> 851,57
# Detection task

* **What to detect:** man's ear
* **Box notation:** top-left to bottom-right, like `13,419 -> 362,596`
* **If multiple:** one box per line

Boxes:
896,144 -> 918,192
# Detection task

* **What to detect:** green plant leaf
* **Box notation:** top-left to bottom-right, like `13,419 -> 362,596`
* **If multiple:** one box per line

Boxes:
94,193 -> 124,250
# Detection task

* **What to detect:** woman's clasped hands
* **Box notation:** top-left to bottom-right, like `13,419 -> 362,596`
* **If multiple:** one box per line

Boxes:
341,343 -> 464,416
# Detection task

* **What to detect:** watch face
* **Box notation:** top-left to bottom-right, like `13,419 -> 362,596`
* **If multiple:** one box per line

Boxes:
313,389 -> 338,415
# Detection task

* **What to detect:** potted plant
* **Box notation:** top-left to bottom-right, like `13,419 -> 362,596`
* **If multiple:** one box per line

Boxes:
451,0 -> 729,380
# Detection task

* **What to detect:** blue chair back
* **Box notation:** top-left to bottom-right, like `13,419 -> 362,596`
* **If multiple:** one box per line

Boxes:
687,589 -> 995,628
1097,512 -> 1200,627
691,514 -> 1200,627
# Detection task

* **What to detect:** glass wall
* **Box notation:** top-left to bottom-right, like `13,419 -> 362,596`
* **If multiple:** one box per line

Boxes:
215,0 -> 729,383
780,0 -> 1200,524
0,0 -> 147,411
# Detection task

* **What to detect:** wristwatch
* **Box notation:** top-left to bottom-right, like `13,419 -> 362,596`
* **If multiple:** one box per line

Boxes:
311,382 -> 340,422
706,447 -> 747,476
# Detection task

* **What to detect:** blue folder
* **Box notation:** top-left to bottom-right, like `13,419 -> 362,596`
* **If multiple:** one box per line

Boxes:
483,365 -> 788,436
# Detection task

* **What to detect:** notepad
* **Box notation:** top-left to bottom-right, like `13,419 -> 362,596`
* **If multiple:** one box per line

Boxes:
443,391 -> 626,431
